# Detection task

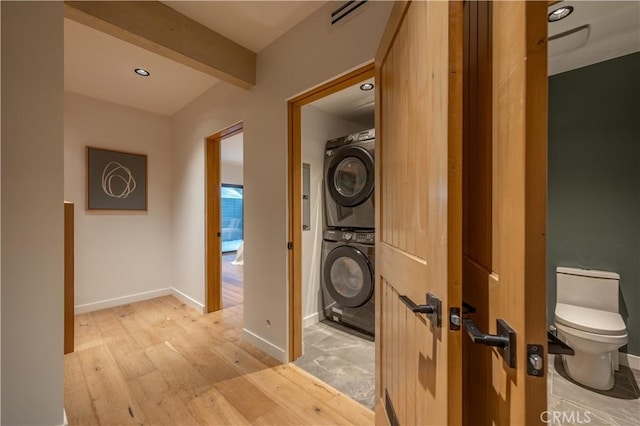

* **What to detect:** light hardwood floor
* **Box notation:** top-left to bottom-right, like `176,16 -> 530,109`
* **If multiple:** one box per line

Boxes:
64,259 -> 373,425
222,253 -> 243,309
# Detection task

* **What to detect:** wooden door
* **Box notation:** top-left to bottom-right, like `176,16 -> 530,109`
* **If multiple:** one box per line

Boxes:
462,2 -> 548,425
375,2 -> 463,424
376,1 -> 548,425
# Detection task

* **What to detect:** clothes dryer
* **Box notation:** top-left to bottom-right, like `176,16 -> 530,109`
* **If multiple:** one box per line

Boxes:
321,229 -> 375,337
324,129 -> 375,230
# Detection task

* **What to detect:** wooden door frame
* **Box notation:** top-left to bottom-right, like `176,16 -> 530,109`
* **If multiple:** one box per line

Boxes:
205,122 -> 243,314
287,63 -> 375,361
64,201 -> 74,354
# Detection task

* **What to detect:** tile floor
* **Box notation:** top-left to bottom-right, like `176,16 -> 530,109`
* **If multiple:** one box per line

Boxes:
547,355 -> 640,425
294,321 -> 375,410
295,323 -> 640,424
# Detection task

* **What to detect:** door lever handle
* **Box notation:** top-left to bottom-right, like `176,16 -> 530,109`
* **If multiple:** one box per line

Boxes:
463,318 -> 517,368
399,293 -> 442,328
547,330 -> 574,356
463,318 -> 510,347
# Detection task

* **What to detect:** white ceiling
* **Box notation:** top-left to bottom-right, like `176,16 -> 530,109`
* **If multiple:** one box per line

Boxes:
64,18 -> 220,116
64,1 -> 326,116
311,77 -> 375,125
548,1 -> 640,75
161,1 -> 326,52
64,1 -> 640,117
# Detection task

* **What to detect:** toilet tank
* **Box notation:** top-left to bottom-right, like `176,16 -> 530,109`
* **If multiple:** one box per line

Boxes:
556,267 -> 620,313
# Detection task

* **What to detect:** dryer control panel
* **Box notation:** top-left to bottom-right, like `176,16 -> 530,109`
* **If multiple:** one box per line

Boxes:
324,229 -> 375,245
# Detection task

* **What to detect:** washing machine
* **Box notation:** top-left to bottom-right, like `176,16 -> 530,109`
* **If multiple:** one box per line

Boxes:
324,128 -> 375,230
321,229 -> 375,337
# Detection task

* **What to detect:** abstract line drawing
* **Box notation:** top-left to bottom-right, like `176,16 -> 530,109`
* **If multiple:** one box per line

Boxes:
101,161 -> 137,199
87,147 -> 147,210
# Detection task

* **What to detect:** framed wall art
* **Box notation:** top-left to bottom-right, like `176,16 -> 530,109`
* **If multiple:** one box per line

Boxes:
87,147 -> 147,210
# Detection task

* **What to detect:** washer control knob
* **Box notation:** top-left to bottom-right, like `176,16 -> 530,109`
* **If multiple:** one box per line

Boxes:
344,233 -> 352,240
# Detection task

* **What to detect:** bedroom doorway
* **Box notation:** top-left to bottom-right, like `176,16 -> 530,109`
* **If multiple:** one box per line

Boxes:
205,122 -> 243,313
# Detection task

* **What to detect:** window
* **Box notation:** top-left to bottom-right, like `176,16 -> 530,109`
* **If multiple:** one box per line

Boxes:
221,184 -> 243,252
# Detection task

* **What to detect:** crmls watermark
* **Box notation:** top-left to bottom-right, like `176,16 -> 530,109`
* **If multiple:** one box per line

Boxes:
540,410 -> 592,424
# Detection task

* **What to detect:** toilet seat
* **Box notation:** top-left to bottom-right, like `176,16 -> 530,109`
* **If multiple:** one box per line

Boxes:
555,303 -> 626,335
555,322 -> 628,345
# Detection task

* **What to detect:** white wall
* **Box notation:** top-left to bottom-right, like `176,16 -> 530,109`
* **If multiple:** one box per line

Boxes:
171,2 -> 393,362
301,105 -> 369,328
1,2 -> 64,424
64,92 -> 173,312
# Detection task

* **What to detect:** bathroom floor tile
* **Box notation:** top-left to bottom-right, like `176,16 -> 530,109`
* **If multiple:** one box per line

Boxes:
548,355 -> 640,425
294,321 -> 375,410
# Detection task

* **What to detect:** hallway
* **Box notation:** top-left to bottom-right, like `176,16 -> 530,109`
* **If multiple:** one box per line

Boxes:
64,295 -> 372,425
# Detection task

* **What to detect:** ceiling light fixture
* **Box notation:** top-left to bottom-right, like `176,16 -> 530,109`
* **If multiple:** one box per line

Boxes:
548,6 -> 574,22
360,83 -> 374,91
134,68 -> 150,77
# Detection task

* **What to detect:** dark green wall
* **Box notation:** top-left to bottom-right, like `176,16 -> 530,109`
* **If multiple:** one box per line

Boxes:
548,52 -> 640,356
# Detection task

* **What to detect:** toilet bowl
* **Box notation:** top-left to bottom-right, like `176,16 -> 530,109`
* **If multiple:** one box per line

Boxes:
554,267 -> 628,391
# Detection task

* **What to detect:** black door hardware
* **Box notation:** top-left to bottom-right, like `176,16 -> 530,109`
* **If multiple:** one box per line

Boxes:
463,318 -> 517,368
547,330 -> 574,356
450,302 -> 477,331
450,307 -> 461,331
527,344 -> 544,377
526,331 -> 575,377
400,293 -> 442,328
462,301 -> 476,314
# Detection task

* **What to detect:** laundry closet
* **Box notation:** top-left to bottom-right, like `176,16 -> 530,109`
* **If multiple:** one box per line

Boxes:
294,77 -> 376,409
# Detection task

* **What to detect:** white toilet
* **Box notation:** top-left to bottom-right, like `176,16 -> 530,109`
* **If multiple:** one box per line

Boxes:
554,267 -> 628,390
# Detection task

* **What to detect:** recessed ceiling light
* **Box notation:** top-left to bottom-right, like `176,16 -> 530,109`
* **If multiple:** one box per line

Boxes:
134,68 -> 150,77
548,6 -> 574,22
360,83 -> 374,91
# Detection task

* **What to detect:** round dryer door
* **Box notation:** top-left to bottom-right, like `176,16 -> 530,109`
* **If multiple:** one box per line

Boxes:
327,146 -> 374,208
323,245 -> 374,308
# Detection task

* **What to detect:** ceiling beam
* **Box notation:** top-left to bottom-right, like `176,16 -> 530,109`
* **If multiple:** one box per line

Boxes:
65,1 -> 256,89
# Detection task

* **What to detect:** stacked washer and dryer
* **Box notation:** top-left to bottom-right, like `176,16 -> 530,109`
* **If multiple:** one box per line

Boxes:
321,128 -> 375,338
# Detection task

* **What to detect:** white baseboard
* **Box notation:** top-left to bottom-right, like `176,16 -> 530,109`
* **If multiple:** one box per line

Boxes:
171,287 -> 205,313
242,328 -> 286,364
302,312 -> 319,329
62,409 -> 68,426
75,288 -> 172,314
620,352 -> 640,370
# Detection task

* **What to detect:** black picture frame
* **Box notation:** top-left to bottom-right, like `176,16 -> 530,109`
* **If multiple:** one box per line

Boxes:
87,147 -> 147,211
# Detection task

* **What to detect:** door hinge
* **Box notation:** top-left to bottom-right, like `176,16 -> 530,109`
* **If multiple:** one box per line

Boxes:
287,242 -> 293,250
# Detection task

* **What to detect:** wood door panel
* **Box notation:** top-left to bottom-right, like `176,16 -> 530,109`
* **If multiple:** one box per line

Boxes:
462,2 -> 548,425
376,1 -> 463,424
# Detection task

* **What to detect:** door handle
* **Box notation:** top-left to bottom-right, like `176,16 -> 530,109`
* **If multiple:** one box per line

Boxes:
463,318 -> 517,368
547,330 -> 574,356
399,293 -> 442,328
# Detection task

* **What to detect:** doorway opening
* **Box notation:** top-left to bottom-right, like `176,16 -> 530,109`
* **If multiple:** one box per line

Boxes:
205,122 -> 244,313
545,1 -> 640,421
287,63 -> 376,409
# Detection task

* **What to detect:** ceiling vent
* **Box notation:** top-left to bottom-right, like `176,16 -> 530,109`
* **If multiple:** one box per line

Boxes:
549,25 -> 590,57
331,1 -> 368,26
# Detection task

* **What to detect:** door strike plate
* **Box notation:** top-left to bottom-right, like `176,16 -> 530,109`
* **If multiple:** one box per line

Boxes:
449,307 -> 461,331
527,344 -> 545,377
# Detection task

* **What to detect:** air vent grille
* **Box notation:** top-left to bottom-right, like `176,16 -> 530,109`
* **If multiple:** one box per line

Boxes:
331,1 -> 368,26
